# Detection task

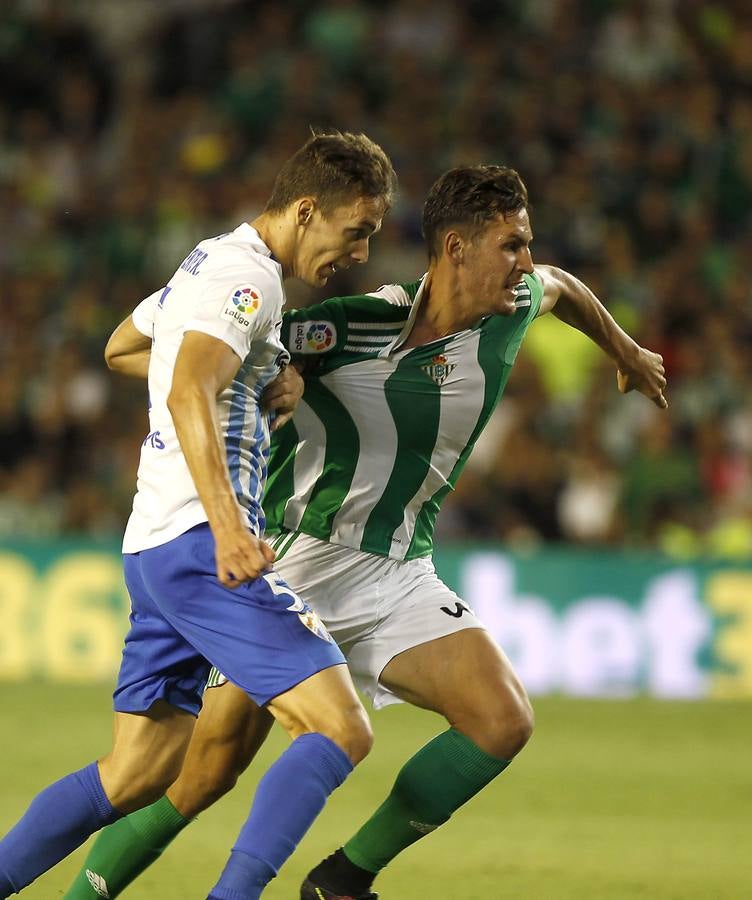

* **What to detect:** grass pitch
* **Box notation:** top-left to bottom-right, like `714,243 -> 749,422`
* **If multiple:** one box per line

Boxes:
1,684 -> 749,899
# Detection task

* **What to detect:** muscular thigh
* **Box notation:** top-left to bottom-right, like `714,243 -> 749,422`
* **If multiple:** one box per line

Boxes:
380,629 -> 527,716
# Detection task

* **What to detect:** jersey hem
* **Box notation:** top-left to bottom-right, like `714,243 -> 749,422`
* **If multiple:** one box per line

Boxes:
266,524 -> 433,562
122,511 -> 211,554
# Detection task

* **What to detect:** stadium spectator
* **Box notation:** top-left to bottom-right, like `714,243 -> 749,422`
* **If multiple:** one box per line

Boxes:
2,0 -> 751,557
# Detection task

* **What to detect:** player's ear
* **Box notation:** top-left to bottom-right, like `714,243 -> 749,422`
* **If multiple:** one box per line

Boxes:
296,198 -> 315,226
444,230 -> 464,265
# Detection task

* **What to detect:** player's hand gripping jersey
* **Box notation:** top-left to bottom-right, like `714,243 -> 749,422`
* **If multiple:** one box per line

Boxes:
124,224 -> 289,552
266,273 -> 543,560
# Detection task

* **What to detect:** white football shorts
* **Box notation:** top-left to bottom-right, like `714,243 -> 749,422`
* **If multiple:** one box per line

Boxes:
274,532 -> 486,708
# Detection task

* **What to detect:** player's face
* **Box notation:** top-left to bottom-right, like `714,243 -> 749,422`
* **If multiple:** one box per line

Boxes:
463,208 -> 534,316
296,195 -> 385,287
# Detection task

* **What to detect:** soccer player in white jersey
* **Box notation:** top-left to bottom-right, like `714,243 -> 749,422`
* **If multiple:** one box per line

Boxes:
0,131 -> 397,900
63,166 -> 667,900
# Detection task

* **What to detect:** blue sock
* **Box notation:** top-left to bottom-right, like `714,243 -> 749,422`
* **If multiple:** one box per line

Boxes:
208,733 -> 353,900
0,762 -> 121,896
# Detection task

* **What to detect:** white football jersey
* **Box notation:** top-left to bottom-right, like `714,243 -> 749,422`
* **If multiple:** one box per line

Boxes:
122,223 -> 289,553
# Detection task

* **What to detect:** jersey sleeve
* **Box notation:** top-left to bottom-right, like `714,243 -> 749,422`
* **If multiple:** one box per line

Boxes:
281,292 -> 410,358
184,264 -> 283,361
502,272 -> 546,365
526,271 -> 544,318
280,297 -> 351,357
131,289 -> 163,336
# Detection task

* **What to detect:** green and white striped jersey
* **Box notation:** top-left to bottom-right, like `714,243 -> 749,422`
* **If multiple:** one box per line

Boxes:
265,272 -> 544,560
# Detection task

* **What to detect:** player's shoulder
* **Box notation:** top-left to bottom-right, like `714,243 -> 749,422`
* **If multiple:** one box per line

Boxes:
199,225 -> 283,303
200,224 -> 278,274
366,277 -> 424,307
315,283 -> 416,325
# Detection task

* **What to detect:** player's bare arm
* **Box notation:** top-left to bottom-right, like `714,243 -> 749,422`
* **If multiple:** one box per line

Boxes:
168,331 -> 276,587
261,362 -> 304,432
535,263 -> 668,408
104,315 -> 152,379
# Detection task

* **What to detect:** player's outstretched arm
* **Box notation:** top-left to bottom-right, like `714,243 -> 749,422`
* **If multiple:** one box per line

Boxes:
104,315 -> 152,379
168,331 -> 276,586
535,263 -> 668,408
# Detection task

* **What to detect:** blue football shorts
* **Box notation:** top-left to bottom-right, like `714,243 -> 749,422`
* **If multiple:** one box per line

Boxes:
113,522 -> 345,715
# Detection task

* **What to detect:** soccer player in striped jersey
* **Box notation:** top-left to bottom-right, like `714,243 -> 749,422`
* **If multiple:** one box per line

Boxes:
0,131 -> 397,900
63,166 -> 667,900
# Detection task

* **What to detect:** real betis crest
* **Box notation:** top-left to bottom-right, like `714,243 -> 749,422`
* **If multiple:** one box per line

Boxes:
422,353 -> 455,386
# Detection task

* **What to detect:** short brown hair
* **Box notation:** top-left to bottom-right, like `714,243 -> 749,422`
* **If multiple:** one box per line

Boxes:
422,165 -> 529,260
264,131 -> 397,216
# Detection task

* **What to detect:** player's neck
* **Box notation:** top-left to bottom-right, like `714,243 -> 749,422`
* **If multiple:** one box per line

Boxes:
404,292 -> 470,351
420,268 -> 479,338
251,212 -> 294,278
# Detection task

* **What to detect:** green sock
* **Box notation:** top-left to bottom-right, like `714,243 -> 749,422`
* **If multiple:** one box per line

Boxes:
63,796 -> 190,899
344,728 -> 510,874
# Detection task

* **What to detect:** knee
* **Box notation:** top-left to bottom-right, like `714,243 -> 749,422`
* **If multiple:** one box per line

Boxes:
488,694 -> 535,759
349,714 -> 375,765
319,706 -> 374,766
458,693 -> 535,760
301,704 -> 373,766
271,673 -> 373,766
502,695 -> 535,757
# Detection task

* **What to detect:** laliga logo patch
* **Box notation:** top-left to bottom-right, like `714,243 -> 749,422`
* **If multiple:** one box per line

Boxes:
221,284 -> 262,332
231,285 -> 261,314
421,353 -> 455,386
306,322 -> 334,351
292,321 -> 337,353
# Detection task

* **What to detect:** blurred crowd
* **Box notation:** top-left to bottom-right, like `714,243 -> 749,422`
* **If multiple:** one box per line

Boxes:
1,0 -> 751,558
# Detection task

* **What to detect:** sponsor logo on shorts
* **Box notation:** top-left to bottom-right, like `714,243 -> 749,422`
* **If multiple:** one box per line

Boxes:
440,601 -> 471,618
298,607 -> 334,643
421,353 -> 455,386
262,572 -> 334,642
86,869 -> 111,898
221,284 -> 262,332
292,321 -> 336,353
